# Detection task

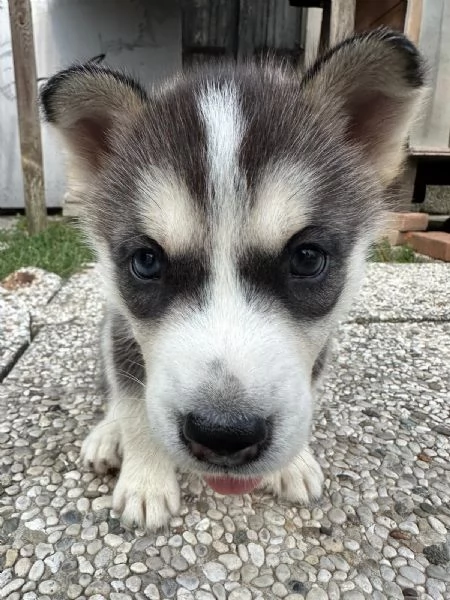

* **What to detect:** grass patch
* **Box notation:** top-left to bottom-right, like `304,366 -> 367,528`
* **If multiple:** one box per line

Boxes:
0,217 -> 93,280
369,237 -> 420,263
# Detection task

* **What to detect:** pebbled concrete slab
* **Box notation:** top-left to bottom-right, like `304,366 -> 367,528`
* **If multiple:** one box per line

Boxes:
0,264 -> 449,600
350,263 -> 450,323
0,268 -> 62,380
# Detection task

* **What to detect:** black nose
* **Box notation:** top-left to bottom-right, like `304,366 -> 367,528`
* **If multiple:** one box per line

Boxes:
183,412 -> 269,457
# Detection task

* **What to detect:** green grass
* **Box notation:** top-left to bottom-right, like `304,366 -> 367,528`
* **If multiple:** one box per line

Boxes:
0,217 -> 93,280
369,237 -> 420,263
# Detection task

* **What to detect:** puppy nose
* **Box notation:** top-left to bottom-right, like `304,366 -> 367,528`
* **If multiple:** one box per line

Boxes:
183,412 -> 268,456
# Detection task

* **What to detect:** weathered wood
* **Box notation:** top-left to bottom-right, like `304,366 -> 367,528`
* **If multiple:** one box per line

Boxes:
289,1 -> 328,6
241,0 -> 303,61
182,0 -> 238,62
319,1 -> 331,52
404,0 -> 423,43
183,0 -> 303,63
392,156 -> 418,209
319,0 -> 355,53
409,147 -> 450,156
355,0 -> 407,33
8,0 -> 47,234
329,0 -> 356,45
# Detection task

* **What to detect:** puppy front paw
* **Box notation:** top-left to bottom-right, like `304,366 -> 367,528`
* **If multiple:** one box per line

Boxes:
81,418 -> 122,474
262,446 -> 324,504
113,459 -> 180,531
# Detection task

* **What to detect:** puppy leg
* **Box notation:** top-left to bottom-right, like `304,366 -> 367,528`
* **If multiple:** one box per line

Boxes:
81,312 -> 126,475
82,311 -> 180,530
112,398 -> 181,531
263,348 -> 329,504
261,446 -> 324,504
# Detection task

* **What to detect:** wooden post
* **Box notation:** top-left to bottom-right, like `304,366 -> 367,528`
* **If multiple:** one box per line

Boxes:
319,2 -> 331,54
320,0 -> 356,52
404,0 -> 423,44
329,0 -> 356,45
8,0 -> 47,234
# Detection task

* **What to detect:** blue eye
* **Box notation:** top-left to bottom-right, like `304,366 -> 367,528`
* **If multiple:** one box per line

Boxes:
130,248 -> 161,280
290,245 -> 327,278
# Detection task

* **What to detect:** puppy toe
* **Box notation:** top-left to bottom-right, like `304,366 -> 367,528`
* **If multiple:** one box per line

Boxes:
81,419 -> 122,474
262,446 -> 324,504
113,461 -> 180,531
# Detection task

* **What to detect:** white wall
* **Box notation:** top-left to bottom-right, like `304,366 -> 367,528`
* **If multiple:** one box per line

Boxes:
409,0 -> 450,151
0,0 -> 181,209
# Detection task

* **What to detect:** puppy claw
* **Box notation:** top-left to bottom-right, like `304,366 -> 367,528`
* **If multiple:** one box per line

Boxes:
112,461 -> 180,531
262,446 -> 324,504
81,419 -> 122,474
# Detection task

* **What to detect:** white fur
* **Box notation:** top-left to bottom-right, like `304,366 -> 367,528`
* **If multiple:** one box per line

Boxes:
139,285 -> 316,474
128,89 -> 305,476
82,86 -> 370,530
94,402 -> 180,532
198,82 -> 244,204
82,87 -> 377,531
44,30 -> 425,532
84,222 -> 371,530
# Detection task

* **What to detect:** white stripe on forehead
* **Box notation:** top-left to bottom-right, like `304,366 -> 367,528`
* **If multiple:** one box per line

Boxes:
198,82 -> 244,207
198,83 -> 313,252
198,82 -> 245,309
136,84 -> 245,257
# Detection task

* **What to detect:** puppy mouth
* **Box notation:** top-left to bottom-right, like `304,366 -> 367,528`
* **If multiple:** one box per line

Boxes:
203,475 -> 262,495
188,440 -> 263,466
179,435 -> 267,494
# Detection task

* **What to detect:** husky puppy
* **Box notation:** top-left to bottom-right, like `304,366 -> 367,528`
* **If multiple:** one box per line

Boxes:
41,28 -> 425,531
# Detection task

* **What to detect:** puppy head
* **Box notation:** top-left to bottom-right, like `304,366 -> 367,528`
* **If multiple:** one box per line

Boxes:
42,29 -> 425,482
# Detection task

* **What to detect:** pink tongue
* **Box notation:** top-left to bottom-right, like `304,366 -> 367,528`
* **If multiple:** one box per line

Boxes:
204,476 -> 262,495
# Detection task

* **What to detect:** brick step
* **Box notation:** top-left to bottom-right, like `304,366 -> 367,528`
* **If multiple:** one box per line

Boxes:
389,212 -> 429,233
404,232 -> 450,262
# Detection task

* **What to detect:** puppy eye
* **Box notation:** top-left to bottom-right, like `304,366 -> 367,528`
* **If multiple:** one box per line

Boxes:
290,244 -> 327,278
130,248 -> 161,280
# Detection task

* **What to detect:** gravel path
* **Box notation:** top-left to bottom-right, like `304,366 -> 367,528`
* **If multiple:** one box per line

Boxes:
0,264 -> 449,600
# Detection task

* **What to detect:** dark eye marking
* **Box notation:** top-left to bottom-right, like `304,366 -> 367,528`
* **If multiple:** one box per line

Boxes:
238,227 -> 346,320
112,234 -> 209,321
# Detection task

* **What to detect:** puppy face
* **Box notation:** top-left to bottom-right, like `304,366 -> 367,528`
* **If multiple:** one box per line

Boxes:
42,29 -> 425,479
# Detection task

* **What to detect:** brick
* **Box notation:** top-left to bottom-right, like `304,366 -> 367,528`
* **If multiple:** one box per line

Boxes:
405,232 -> 450,262
390,212 -> 429,232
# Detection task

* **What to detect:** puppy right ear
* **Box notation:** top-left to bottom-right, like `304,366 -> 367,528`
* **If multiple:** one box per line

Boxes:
41,64 -> 147,171
301,28 -> 426,186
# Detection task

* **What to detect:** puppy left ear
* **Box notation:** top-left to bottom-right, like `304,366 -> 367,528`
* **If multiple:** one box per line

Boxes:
302,28 -> 427,186
41,64 -> 148,171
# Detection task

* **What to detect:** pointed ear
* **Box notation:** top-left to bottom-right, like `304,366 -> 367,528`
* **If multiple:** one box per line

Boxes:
40,64 -> 147,171
302,28 -> 427,186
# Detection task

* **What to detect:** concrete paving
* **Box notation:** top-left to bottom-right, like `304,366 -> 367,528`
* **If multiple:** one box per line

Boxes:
0,264 -> 449,600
